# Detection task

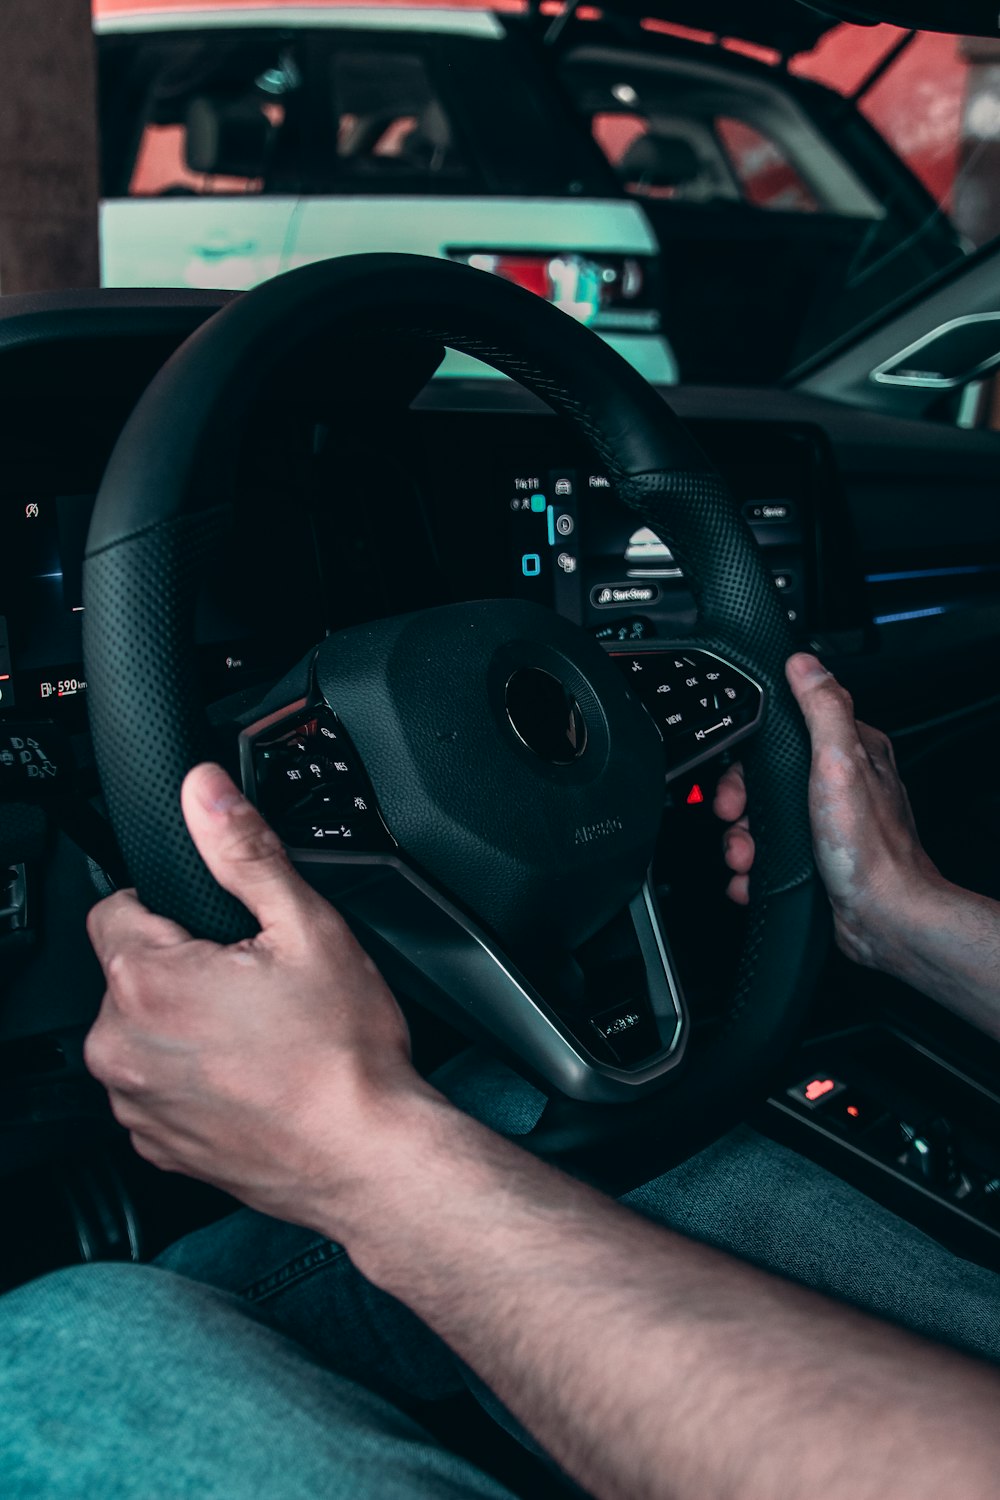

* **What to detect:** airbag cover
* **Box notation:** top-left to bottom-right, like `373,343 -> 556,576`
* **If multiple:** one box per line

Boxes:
313,598 -> 665,959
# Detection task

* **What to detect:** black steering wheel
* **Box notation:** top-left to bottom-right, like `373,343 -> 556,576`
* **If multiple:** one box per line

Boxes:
83,254 -> 827,1192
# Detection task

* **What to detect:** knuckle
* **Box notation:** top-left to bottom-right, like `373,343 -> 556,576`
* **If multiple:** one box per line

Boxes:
82,1025 -> 107,1080
816,677 -> 853,714
221,822 -> 287,872
105,950 -> 132,987
84,1021 -> 146,1094
814,744 -> 855,787
84,1024 -> 125,1086
105,950 -> 156,1009
107,1091 -> 138,1129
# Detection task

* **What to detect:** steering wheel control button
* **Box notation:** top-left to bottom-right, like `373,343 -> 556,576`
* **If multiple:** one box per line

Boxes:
608,648 -> 762,778
505,668 -> 587,764
247,706 -> 395,854
589,999 -> 662,1068
744,501 -> 795,525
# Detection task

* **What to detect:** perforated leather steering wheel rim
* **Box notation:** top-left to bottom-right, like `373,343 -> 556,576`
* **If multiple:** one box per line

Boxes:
83,253 -> 828,1184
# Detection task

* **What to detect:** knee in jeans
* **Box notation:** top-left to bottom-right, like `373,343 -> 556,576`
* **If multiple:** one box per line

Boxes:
3,1262 -> 193,1337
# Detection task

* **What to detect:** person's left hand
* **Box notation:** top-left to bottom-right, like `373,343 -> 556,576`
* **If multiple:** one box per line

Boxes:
84,763 -> 429,1228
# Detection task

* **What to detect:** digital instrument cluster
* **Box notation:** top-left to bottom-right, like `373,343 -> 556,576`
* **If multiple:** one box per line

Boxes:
0,488 -> 323,724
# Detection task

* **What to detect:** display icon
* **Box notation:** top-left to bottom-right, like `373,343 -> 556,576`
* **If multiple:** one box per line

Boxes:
805,1078 -> 836,1102
521,553 -> 541,577
530,493 -> 546,513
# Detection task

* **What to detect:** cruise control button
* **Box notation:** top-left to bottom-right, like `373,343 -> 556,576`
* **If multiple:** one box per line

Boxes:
248,706 -> 394,852
284,804 -> 394,852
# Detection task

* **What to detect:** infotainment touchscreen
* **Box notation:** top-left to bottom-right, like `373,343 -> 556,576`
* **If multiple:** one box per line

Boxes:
508,468 -> 699,642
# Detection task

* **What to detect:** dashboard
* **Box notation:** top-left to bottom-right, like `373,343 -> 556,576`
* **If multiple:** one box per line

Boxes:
3,308 -> 999,753
0,402 -> 852,736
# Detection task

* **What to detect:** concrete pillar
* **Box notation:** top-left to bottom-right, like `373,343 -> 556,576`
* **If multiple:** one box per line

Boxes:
0,0 -> 99,293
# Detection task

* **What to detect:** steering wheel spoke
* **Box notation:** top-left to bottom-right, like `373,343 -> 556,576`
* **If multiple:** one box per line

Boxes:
238,681 -> 688,1101
330,858 -> 686,1104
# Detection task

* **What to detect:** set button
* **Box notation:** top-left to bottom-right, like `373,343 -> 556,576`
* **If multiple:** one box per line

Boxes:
251,708 -> 394,853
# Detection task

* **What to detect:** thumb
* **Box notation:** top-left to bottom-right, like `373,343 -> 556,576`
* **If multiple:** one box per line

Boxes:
181,762 -> 313,931
785,653 -> 860,757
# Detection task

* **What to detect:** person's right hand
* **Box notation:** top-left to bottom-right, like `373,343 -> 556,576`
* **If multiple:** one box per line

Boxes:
714,653 -> 944,969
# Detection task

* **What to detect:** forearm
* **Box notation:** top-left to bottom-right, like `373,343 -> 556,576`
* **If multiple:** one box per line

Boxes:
868,876 -> 1000,1040
333,1090 -> 1000,1500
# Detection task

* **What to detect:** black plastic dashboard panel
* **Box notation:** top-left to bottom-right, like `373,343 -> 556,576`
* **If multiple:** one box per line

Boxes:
0,291 -> 998,744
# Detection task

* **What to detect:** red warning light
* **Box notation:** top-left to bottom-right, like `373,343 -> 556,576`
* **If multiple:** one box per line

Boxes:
686,783 -> 705,806
846,1105 -> 860,1118
804,1077 -> 836,1102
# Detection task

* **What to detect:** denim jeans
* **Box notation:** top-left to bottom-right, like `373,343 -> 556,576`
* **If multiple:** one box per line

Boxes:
3,1058 -> 1000,1497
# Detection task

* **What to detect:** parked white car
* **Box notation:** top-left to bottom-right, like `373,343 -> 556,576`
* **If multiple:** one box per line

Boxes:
96,4 -> 676,381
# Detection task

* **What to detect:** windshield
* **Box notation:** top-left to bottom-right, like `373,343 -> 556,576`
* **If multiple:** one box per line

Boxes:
6,3 -> 997,388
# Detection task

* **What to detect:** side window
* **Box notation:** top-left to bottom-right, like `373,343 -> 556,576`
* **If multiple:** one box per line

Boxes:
591,111 -> 648,172
129,102 -> 286,197
330,50 -> 467,183
101,35 -> 304,199
590,112 -> 724,201
714,116 -> 819,212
